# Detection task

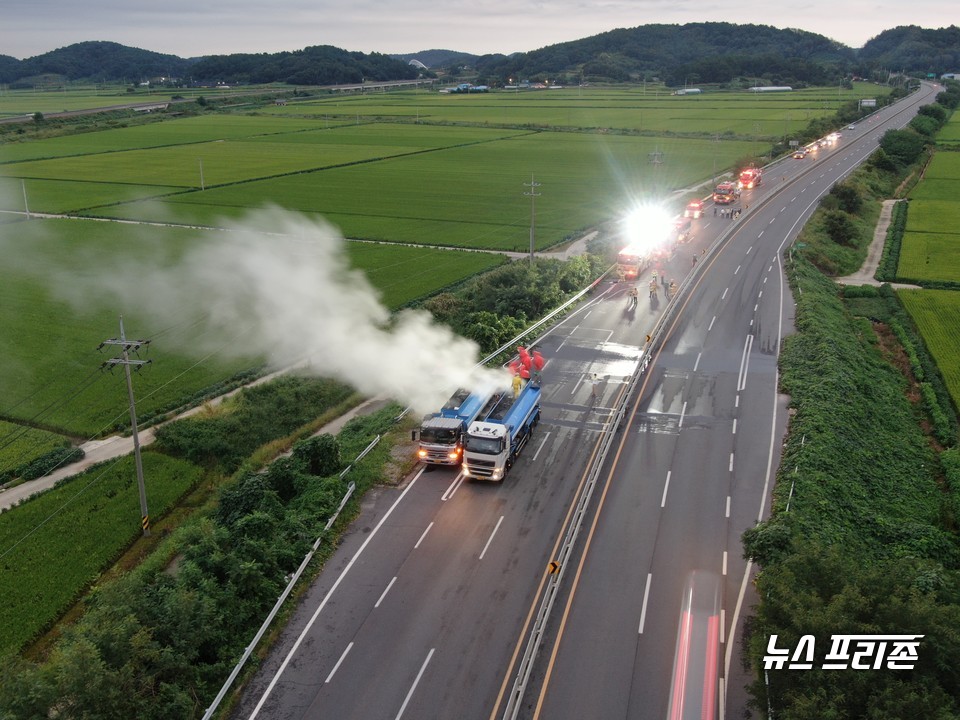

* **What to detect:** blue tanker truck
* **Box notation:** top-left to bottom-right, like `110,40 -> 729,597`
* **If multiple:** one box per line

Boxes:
461,380 -> 541,481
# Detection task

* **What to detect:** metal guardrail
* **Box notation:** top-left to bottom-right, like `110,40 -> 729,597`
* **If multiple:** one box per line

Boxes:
500,237 -> 723,717
202,434 -> 380,720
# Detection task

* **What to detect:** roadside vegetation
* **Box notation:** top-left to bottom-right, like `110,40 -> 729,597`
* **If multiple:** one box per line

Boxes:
744,81 -> 960,718
0,397 -> 410,719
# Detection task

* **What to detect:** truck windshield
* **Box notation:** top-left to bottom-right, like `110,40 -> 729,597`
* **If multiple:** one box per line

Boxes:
465,435 -> 502,455
420,427 -> 459,444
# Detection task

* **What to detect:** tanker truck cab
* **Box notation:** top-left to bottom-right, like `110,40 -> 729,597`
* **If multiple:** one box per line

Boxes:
462,381 -> 541,481
463,422 -> 510,481
418,416 -> 466,464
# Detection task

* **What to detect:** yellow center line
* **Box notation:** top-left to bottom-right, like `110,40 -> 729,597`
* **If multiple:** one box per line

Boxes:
529,247 -> 729,719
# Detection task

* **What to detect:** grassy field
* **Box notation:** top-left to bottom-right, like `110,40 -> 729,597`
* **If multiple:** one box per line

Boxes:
899,289 -> 960,410
0,114 -> 330,163
0,421 -> 71,481
0,83 -> 871,456
1,123 -> 525,192
0,84 -> 278,119
100,128 -> 756,250
937,111 -> 960,144
899,154 -> 960,281
0,217 -> 503,438
3,118 -> 757,249
264,84 -> 885,138
0,451 -> 202,656
898,231 -> 960,282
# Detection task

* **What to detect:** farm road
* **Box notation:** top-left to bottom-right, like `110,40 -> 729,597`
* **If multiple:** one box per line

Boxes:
834,198 -> 919,289
0,365 -> 381,511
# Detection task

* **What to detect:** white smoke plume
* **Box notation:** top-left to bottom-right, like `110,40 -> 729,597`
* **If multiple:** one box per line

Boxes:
73,206 -> 511,414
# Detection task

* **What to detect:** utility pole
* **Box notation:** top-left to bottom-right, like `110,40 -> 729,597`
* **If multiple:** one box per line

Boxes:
648,147 -> 664,196
99,317 -> 152,537
524,174 -> 541,263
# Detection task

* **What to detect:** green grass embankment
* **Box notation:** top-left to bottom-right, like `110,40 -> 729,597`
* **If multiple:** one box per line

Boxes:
743,261 -> 960,718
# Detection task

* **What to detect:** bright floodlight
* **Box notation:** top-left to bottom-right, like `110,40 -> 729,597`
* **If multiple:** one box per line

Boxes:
623,204 -> 674,253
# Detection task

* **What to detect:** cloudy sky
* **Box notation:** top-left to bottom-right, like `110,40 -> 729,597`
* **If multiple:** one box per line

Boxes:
4,0 -> 954,60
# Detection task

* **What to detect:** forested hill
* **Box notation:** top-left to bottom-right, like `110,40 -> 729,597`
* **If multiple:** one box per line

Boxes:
859,25 -> 960,71
0,41 -> 419,87
469,23 -> 958,85
0,42 -> 192,85
1,23 -> 957,89
474,23 -> 855,86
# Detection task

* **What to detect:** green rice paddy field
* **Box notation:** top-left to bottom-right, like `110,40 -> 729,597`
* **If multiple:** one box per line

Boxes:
936,110 -> 960,144
0,451 -> 202,655
0,216 -> 502,480
3,118 -> 757,248
899,290 -> 960,410
265,84 -> 883,137
897,137 -> 960,415
900,153 -> 960,282
0,83 -> 269,119
0,82 -> 888,466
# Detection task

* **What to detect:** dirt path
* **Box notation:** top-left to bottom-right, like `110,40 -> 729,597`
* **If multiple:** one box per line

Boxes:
834,199 -> 919,289
0,366 -> 385,511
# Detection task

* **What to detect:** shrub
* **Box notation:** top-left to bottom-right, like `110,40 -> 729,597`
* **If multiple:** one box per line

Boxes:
822,209 -> 859,246
292,434 -> 342,477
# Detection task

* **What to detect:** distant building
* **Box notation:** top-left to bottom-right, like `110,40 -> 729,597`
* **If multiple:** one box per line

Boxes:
748,86 -> 793,92
674,88 -> 702,95
941,73 -> 958,80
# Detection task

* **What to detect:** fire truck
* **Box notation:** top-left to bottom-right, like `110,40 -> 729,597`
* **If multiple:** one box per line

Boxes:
712,181 -> 740,205
738,167 -> 762,190
684,199 -> 704,219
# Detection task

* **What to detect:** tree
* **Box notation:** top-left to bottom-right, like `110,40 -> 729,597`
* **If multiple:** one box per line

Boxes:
910,114 -> 940,138
292,434 -> 342,477
917,102 -> 948,123
822,209 -> 859,246
879,129 -> 927,168
423,292 -> 466,325
461,311 -> 526,353
215,472 -> 274,527
829,182 -> 863,214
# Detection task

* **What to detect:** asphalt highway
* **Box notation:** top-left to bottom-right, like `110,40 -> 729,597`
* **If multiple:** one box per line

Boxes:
229,81 -> 940,720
